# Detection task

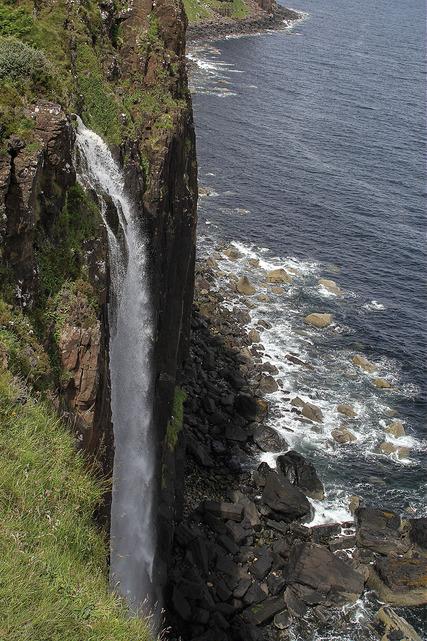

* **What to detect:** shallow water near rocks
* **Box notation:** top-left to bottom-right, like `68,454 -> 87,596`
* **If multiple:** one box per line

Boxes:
189,0 -> 426,636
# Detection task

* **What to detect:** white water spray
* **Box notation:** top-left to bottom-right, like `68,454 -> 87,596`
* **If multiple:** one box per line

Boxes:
76,120 -> 157,613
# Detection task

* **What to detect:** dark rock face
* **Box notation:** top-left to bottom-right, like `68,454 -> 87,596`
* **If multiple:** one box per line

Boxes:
355,508 -> 410,555
276,450 -> 325,500
287,542 -> 365,605
369,556 -> 427,606
262,471 -> 313,523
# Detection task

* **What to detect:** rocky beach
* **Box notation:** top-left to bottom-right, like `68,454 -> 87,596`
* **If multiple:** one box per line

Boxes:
166,246 -> 426,640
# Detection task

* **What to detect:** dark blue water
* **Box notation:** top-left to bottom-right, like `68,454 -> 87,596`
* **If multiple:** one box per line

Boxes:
189,0 -> 426,636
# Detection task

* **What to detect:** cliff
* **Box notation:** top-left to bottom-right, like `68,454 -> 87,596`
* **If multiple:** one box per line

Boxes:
0,0 -> 197,633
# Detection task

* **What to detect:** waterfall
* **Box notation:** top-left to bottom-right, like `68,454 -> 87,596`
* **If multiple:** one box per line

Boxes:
75,120 -> 157,614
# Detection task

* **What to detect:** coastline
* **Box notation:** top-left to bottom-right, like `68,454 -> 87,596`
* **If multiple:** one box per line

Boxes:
187,2 -> 302,43
166,246 -> 426,641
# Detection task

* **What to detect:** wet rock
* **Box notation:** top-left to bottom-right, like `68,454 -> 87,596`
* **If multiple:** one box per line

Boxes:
287,542 -> 365,605
301,402 -> 324,423
336,404 -> 357,418
349,495 -> 361,515
385,419 -> 406,437
376,441 -> 409,458
276,450 -> 325,500
290,396 -> 305,408
370,606 -> 422,641
285,353 -> 314,369
373,377 -> 393,389
304,313 -> 333,328
352,354 -> 377,373
237,276 -> 256,295
253,425 -> 286,453
257,374 -> 279,394
261,471 -> 312,522
266,268 -> 292,284
271,286 -> 284,295
223,245 -> 241,260
331,426 -> 357,444
283,585 -> 308,617
311,523 -> 341,545
248,329 -> 261,343
248,258 -> 259,267
368,556 -> 427,606
318,278 -> 342,296
274,610 -> 291,630
250,550 -> 273,580
355,507 -> 411,555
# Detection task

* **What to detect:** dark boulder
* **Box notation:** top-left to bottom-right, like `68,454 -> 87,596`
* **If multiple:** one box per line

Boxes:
261,471 -> 313,523
243,596 -> 287,625
253,425 -> 287,453
409,517 -> 427,551
276,450 -> 325,500
355,507 -> 410,555
368,556 -> 427,606
287,542 -> 365,605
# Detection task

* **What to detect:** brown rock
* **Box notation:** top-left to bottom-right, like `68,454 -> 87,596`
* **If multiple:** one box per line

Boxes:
237,276 -> 256,296
331,426 -> 357,444
376,441 -> 410,458
337,404 -> 357,418
385,420 -> 406,437
318,278 -> 342,296
370,606 -> 422,641
304,313 -> 333,328
266,268 -> 292,284
373,377 -> 394,389
301,402 -> 324,423
352,354 -> 377,373
368,557 -> 427,606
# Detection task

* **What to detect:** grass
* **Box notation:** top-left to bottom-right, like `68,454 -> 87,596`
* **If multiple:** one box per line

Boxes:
0,368 -> 154,641
183,0 -> 251,22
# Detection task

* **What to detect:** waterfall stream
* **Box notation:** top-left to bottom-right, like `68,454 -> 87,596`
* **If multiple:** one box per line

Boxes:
75,120 -> 157,614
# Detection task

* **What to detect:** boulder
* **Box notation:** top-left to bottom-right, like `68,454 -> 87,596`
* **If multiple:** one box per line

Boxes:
271,286 -> 284,295
318,278 -> 342,296
376,441 -> 410,458
331,426 -> 357,444
223,245 -> 241,260
234,393 -> 258,420
261,471 -> 312,523
287,542 -> 365,605
301,402 -> 324,423
368,556 -> 427,606
248,258 -> 259,267
276,451 -> 325,500
355,508 -> 411,556
248,329 -> 261,343
385,419 -> 406,438
370,606 -> 422,641
352,354 -> 377,373
336,404 -> 357,418
237,276 -> 256,296
304,313 -> 333,329
253,425 -> 286,453
285,353 -> 314,369
290,396 -> 305,408
373,377 -> 393,389
266,268 -> 292,284
244,596 -> 287,625
204,501 -> 244,522
257,374 -> 278,394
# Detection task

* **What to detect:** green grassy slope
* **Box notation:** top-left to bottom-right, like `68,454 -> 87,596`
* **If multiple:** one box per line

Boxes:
183,0 -> 251,23
0,365 -> 153,641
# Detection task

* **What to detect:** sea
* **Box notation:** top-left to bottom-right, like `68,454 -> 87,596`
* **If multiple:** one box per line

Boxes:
188,0 -> 426,637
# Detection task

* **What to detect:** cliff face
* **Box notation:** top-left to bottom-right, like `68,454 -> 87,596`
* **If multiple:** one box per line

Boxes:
0,0 -> 196,596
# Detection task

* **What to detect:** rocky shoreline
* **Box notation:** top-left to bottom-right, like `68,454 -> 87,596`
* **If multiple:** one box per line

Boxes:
187,3 -> 302,43
166,248 -> 426,641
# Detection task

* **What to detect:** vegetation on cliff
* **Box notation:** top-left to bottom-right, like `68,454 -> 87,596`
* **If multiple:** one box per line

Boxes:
183,0 -> 251,23
0,366 -> 153,641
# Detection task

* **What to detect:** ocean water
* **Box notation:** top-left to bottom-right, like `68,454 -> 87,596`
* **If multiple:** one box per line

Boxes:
189,0 -> 426,636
